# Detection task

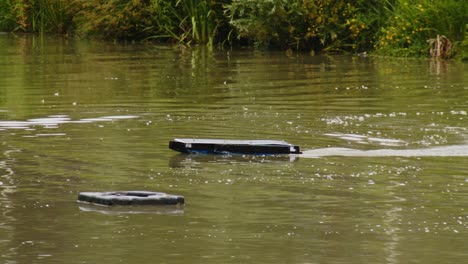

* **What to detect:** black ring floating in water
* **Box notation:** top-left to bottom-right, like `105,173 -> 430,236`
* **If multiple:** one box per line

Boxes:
77,191 -> 184,206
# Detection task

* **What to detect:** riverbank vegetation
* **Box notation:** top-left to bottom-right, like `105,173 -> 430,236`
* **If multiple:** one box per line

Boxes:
1,0 -> 467,59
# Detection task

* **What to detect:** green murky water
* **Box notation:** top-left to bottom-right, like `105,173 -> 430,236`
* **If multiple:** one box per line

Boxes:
1,35 -> 467,264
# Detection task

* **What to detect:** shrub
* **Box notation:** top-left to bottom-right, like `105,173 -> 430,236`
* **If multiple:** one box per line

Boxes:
375,0 -> 468,58
224,0 -> 293,48
73,0 -> 159,40
224,0 -> 383,53
294,0 -> 364,52
10,0 -> 74,34
0,0 -> 16,31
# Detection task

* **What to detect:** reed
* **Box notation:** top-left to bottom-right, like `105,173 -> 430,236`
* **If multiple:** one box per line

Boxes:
175,0 -> 218,46
6,0 -> 74,34
34,0 -> 74,34
144,0 -> 189,44
147,0 -> 221,46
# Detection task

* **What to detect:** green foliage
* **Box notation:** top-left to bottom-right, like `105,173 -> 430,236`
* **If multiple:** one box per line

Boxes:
459,25 -> 468,61
224,0 -> 385,53
0,0 -> 16,31
176,0 -> 217,46
375,0 -> 468,58
345,0 -> 395,52
9,0 -> 74,34
147,0 -> 226,46
36,0 -> 74,34
73,0 -> 159,40
224,0 -> 293,48
0,0 -> 467,59
145,0 -> 182,42
73,0 -> 225,45
294,0 -> 363,52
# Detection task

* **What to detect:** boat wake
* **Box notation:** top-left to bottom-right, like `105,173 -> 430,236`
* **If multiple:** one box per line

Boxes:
301,144 -> 468,158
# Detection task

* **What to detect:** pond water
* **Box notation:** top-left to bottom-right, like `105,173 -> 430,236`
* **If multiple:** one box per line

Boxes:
0,34 -> 467,264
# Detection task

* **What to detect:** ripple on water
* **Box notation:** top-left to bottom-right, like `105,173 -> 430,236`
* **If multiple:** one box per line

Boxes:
0,115 -> 139,131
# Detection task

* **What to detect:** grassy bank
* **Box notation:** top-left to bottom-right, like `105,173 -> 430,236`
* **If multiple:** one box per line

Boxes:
1,0 -> 467,59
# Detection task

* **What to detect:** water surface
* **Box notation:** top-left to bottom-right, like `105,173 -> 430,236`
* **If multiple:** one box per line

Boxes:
1,34 -> 467,264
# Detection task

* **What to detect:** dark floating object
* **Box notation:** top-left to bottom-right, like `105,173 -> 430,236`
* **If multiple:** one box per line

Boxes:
78,191 -> 184,206
169,138 -> 301,154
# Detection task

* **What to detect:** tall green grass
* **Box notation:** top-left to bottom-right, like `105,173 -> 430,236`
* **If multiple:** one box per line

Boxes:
73,0 -> 221,46
7,0 -> 74,34
147,0 -> 222,47
33,0 -> 74,34
176,0 -> 217,46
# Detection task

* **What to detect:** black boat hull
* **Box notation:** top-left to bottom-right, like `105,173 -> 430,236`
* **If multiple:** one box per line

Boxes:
169,138 -> 301,154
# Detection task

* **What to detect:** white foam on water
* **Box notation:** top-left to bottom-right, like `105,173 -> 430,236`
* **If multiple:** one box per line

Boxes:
0,114 -> 139,131
77,115 -> 139,123
27,117 -> 71,125
23,133 -> 67,138
325,132 -> 407,147
99,115 -> 139,120
302,144 -> 468,158
0,121 -> 30,128
77,118 -> 114,122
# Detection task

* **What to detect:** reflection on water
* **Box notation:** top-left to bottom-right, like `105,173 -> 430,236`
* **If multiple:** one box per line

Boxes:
0,34 -> 467,264
0,148 -> 19,262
